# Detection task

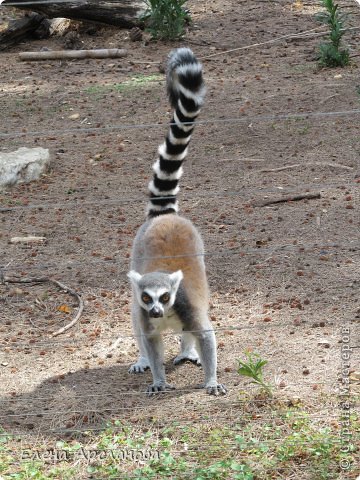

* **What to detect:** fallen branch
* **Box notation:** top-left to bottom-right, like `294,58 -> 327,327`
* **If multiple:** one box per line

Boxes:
252,192 -> 321,207
19,48 -> 128,61
3,276 -> 84,336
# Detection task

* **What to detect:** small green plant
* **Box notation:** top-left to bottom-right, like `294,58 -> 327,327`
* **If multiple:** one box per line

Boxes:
142,0 -> 190,40
237,351 -> 273,395
316,0 -> 349,67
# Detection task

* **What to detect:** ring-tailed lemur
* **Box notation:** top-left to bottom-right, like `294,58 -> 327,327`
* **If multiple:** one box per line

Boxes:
127,48 -> 227,396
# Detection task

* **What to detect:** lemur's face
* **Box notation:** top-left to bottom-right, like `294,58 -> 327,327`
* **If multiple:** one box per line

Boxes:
127,270 -> 183,318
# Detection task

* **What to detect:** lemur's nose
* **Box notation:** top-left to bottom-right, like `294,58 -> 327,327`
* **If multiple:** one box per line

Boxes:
150,307 -> 163,318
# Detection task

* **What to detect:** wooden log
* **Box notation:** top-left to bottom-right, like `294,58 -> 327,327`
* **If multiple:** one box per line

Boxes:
0,12 -> 46,51
2,1 -> 146,28
19,48 -> 128,60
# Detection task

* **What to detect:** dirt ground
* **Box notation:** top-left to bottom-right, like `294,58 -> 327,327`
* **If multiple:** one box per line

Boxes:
0,0 -> 359,478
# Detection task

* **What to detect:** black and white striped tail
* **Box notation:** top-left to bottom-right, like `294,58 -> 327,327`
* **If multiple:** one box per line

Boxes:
147,48 -> 206,219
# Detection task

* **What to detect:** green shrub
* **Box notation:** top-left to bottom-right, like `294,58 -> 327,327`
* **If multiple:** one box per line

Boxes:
142,0 -> 190,40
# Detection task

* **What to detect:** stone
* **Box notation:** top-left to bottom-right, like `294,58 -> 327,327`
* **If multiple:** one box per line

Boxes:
0,147 -> 50,188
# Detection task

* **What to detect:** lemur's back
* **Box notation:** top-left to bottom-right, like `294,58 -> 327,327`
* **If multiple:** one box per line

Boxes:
131,215 -> 209,307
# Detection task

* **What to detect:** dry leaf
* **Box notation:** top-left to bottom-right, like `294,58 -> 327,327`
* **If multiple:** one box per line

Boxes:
58,304 -> 71,314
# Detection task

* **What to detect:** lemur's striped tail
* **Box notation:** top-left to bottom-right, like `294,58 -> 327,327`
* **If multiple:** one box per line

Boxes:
147,48 -> 206,219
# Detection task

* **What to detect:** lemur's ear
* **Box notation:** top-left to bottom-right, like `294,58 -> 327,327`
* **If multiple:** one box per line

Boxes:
169,270 -> 183,291
127,271 -> 142,286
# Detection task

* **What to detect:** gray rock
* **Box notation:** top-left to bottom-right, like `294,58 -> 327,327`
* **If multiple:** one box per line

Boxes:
0,147 -> 50,188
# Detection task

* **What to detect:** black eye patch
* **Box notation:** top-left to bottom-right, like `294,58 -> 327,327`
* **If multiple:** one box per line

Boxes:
159,292 -> 170,304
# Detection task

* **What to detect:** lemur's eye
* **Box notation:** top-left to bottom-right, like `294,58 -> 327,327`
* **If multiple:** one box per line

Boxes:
160,293 -> 170,303
141,293 -> 152,304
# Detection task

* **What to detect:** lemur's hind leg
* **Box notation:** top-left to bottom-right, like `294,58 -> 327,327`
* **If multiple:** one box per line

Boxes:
174,332 -> 201,366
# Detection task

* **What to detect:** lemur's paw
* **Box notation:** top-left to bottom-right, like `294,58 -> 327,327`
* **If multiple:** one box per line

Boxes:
147,383 -> 175,396
206,383 -> 227,396
128,358 -> 150,374
197,382 -> 227,396
173,351 -> 201,366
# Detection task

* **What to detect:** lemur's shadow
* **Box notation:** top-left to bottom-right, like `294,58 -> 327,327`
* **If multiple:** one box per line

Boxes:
1,359 -> 201,440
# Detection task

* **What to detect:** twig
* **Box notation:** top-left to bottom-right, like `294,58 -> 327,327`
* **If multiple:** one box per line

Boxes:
185,38 -> 214,47
260,164 -> 300,173
50,279 -> 84,337
3,276 -> 84,336
252,192 -> 321,207
28,316 -> 47,332
129,60 -> 161,65
261,161 -> 353,173
10,236 -> 46,244
312,161 -> 353,170
241,158 -> 266,162
4,276 -> 49,284
319,94 -> 340,105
